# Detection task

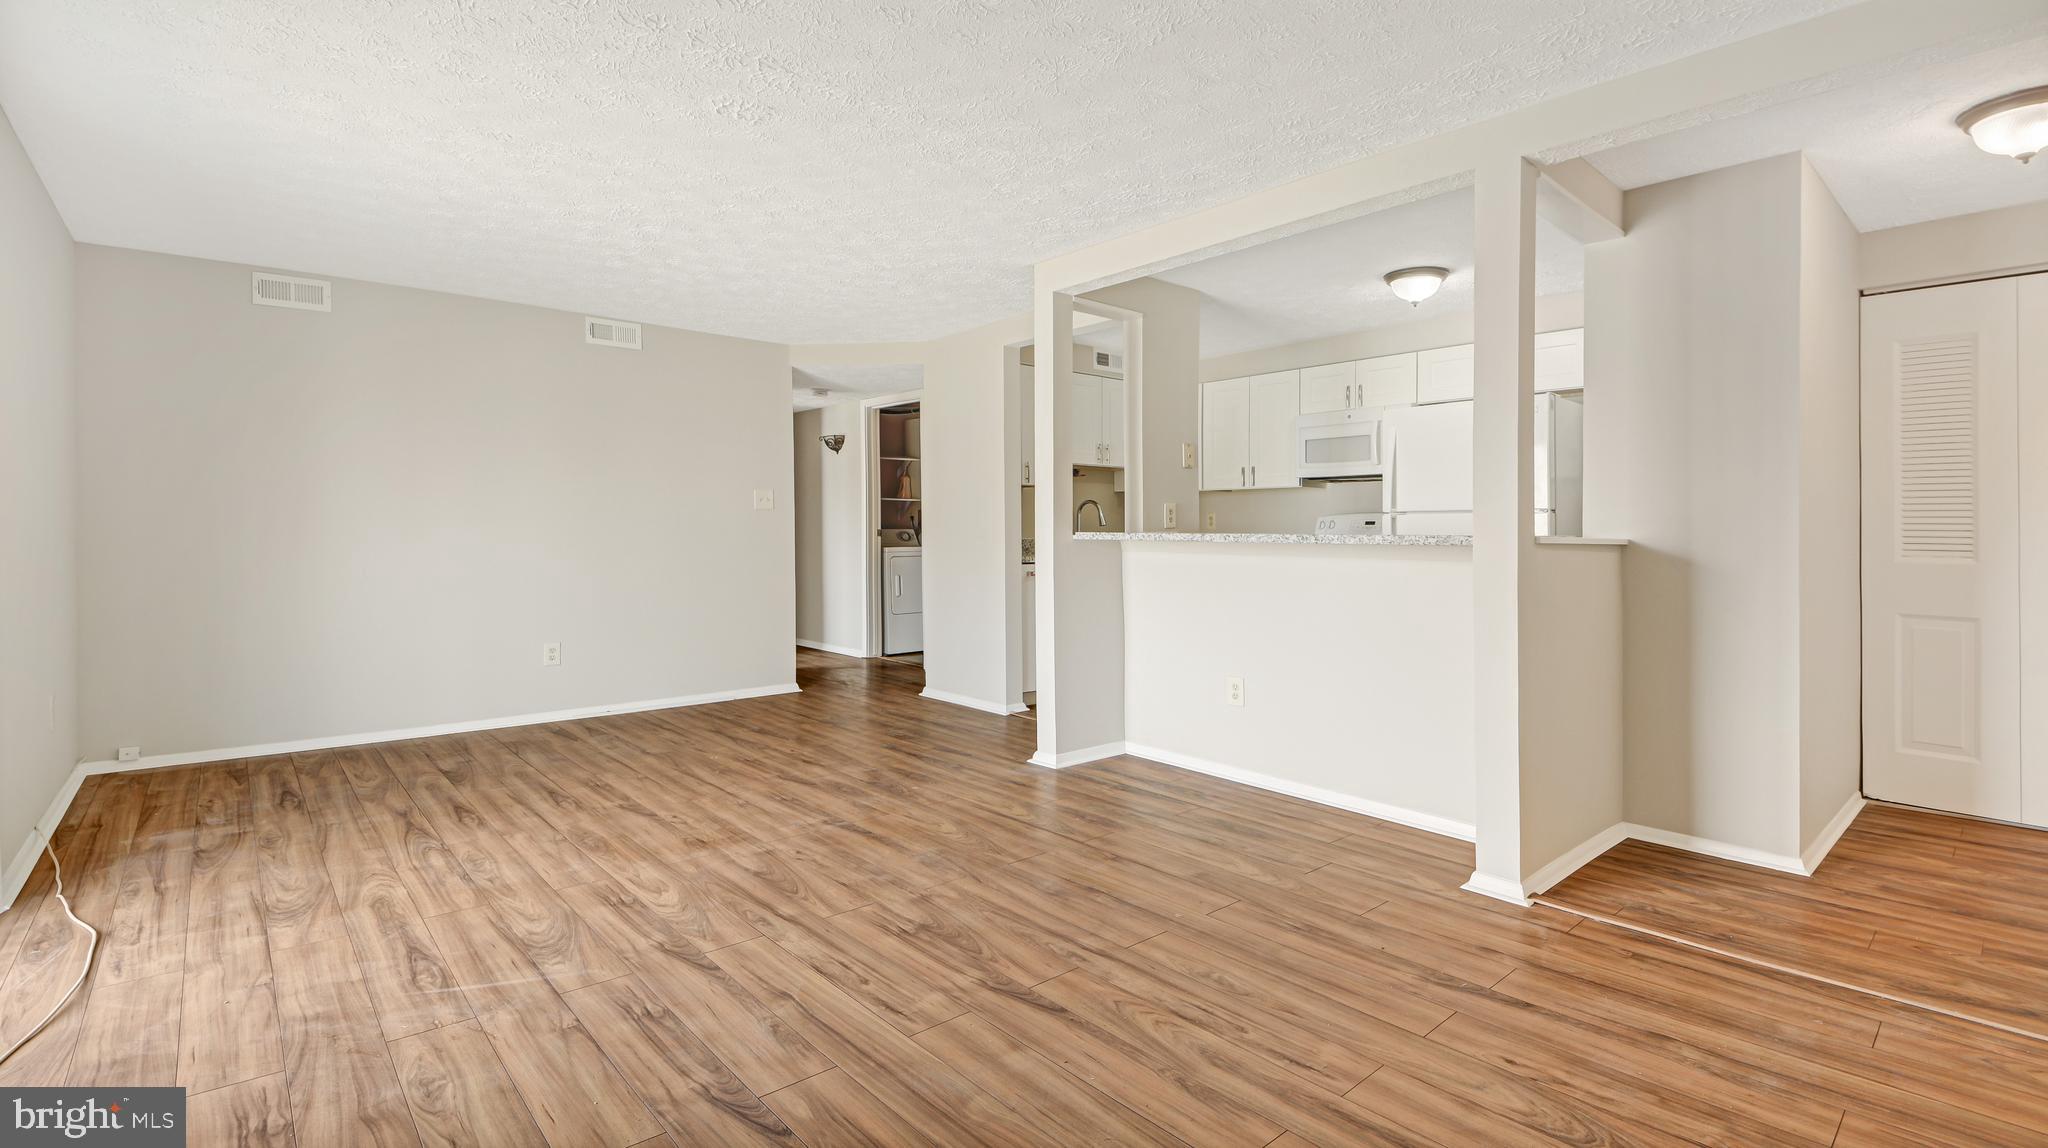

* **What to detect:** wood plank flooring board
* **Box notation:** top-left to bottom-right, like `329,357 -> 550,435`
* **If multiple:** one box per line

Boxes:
710,935 -> 1060,1148
423,906 -> 662,1148
561,974 -> 803,1147
911,1013 -> 1188,1148
271,935 -> 421,1148
249,756 -> 348,952
335,753 -> 483,917
64,967 -> 182,1086
557,879 -> 832,1095
186,1072 -> 297,1148
388,1019 -> 550,1148
95,766 -> 196,987
762,1067 -> 945,1148
178,762 -> 285,1093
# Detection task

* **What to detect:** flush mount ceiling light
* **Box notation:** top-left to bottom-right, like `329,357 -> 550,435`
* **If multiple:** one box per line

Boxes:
1957,85 -> 2048,163
1384,266 -> 1449,306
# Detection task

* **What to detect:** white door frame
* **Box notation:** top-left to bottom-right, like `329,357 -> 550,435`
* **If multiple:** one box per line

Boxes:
861,388 -> 923,658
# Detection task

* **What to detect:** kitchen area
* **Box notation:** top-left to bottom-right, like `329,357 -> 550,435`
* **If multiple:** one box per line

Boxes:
1018,184 -> 1623,839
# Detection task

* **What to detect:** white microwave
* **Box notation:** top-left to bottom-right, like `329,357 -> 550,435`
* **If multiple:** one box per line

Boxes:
1296,408 -> 1384,479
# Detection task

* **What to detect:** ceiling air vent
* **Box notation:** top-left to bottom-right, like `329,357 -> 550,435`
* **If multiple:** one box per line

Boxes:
251,272 -> 330,312
585,317 -> 642,349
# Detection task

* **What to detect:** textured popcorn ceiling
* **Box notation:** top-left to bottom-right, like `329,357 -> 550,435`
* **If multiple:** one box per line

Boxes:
1587,36 -> 2048,231
1122,188 -> 1584,358
0,1 -> 1851,345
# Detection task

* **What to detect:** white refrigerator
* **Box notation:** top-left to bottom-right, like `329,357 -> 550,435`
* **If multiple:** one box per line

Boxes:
1382,394 -> 1582,536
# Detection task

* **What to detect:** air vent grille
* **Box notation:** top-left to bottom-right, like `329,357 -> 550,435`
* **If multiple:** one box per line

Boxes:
585,317 -> 642,349
251,272 -> 330,311
1896,335 -> 1976,560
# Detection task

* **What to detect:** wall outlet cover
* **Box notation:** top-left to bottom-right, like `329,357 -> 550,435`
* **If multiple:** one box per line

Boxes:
117,745 -> 141,762
542,642 -> 562,667
1205,512 -> 1217,530
753,489 -> 774,510
1225,676 -> 1244,707
1163,502 -> 1178,528
1181,442 -> 1195,469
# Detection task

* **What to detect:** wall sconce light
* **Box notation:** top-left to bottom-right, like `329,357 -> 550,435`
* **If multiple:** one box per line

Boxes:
1384,266 -> 1449,306
1958,85 -> 2048,163
820,434 -> 846,453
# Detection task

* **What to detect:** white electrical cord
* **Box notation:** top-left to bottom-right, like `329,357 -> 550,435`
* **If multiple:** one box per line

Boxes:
0,829 -> 97,1067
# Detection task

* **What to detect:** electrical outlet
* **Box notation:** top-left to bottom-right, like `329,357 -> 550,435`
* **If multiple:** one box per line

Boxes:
1225,677 -> 1244,707
1205,511 -> 1217,530
1163,502 -> 1178,529
542,642 -> 562,667
1181,442 -> 1195,469
117,745 -> 141,763
752,489 -> 774,510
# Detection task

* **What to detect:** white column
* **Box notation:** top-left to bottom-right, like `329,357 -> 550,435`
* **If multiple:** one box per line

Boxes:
1465,153 -> 1539,903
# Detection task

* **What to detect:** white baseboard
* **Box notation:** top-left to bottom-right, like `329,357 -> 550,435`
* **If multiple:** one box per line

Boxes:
0,682 -> 802,913
1620,822 -> 1806,875
796,639 -> 865,658
73,683 -> 800,777
1800,792 -> 1866,874
1028,741 -> 1126,769
1120,742 -> 1476,842
917,687 -> 1019,717
0,760 -> 94,913
1522,821 -> 1632,896
1461,871 -> 1531,906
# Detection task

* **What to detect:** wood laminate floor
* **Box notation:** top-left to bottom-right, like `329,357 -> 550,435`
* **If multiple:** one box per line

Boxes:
4,648 -> 2047,1145
1540,802 -> 2048,1041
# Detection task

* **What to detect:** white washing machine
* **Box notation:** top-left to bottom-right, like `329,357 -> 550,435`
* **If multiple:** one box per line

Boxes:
882,546 -> 923,655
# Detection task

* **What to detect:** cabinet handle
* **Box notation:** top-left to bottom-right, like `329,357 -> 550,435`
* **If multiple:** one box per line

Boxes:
1023,462 -> 1031,483
893,575 -> 902,598
1346,383 -> 1354,406
1251,464 -> 1257,485
1240,465 -> 1246,486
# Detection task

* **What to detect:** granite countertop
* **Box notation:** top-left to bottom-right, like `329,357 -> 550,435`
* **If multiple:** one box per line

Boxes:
1073,530 -> 1473,547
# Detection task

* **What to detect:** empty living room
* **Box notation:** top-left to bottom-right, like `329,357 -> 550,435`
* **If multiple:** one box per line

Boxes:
8,2 -> 2048,1145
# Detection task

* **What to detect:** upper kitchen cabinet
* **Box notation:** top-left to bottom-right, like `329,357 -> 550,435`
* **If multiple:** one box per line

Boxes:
1299,354 -> 1417,413
1357,352 -> 1419,406
1412,329 -> 1585,404
1298,361 -> 1356,414
1067,371 -> 1127,468
1417,344 -> 1475,404
1202,371 -> 1299,490
1533,329 -> 1584,393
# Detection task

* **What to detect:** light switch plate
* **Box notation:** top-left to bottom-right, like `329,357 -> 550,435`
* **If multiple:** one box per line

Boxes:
753,489 -> 774,510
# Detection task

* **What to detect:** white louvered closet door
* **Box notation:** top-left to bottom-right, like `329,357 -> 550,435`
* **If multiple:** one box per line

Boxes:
1861,277 -> 2021,821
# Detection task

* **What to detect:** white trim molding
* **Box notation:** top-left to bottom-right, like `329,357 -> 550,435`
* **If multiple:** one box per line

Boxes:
0,760 -> 94,912
796,638 -> 865,658
1522,822 -> 1633,897
1028,741 -> 1127,770
918,687 -> 1021,717
1120,743 -> 1476,842
1619,822 -> 1806,875
1461,872 -> 1531,907
1799,793 -> 1866,875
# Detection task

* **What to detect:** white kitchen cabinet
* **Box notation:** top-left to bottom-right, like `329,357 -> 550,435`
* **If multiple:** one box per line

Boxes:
1356,353 -> 1418,407
1100,376 -> 1126,468
1247,371 -> 1299,488
1417,344 -> 1475,404
1535,328 -> 1585,393
1201,371 -> 1299,491
1200,378 -> 1249,490
1066,372 -> 1125,467
1298,361 -> 1356,415
1299,354 -> 1416,411
1018,363 -> 1035,485
1408,329 -> 1583,404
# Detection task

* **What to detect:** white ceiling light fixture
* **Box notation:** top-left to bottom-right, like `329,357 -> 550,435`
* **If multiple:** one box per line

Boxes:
1383,266 -> 1449,306
1957,85 -> 2048,163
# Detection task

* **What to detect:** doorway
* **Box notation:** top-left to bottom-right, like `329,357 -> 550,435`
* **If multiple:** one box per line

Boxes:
872,399 -> 924,665
1861,272 -> 2048,826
